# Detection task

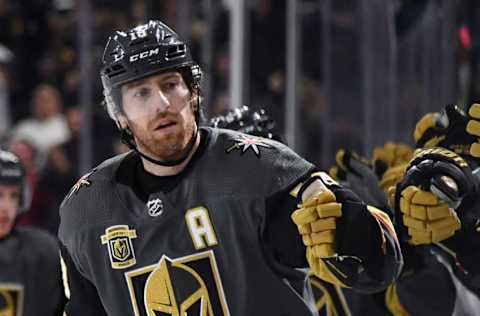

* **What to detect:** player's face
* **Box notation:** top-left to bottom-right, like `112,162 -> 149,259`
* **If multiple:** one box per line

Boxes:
120,71 -> 197,161
0,184 -> 20,238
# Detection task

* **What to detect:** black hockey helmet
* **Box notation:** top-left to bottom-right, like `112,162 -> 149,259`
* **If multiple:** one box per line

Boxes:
0,150 -> 29,212
209,106 -> 283,142
100,20 -> 202,122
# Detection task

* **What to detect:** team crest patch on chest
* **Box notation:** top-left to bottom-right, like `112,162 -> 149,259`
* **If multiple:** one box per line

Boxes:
101,225 -> 137,269
125,250 -> 230,316
226,134 -> 271,157
0,284 -> 24,316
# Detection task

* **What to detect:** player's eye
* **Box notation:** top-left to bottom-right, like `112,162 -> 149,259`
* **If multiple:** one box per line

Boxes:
133,87 -> 151,99
162,80 -> 180,92
9,191 -> 19,201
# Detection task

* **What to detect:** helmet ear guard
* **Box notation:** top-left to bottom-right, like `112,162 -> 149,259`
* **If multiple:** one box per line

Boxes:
0,150 -> 30,213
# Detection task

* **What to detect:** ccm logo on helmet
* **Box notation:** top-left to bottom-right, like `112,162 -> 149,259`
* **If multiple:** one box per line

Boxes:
129,48 -> 160,62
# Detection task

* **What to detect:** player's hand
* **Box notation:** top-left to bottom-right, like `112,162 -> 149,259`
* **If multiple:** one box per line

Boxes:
372,142 -> 412,193
291,181 -> 341,259
399,185 -> 460,245
373,142 -> 413,172
466,103 -> 480,157
394,147 -> 477,244
414,104 -> 476,157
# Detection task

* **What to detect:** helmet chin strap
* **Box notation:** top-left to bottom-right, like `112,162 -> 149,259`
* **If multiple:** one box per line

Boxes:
121,124 -> 199,167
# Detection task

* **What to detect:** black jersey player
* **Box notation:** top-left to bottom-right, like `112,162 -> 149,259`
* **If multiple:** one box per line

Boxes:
58,20 -> 403,316
0,150 -> 64,316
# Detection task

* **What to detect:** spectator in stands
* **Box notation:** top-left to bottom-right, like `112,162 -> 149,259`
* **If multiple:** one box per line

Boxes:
11,83 -> 70,168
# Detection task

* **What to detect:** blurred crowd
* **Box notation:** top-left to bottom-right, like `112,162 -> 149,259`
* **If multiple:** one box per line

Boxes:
0,0 -> 479,235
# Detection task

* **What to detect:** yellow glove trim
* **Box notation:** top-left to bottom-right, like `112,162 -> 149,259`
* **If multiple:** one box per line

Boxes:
469,103 -> 480,118
414,113 -> 435,143
311,217 -> 337,232
317,202 -> 342,218
403,215 -> 426,230
292,207 -> 318,225
310,230 -> 335,244
303,230 -> 335,245
471,143 -> 480,158
309,276 -> 340,315
427,214 -> 460,231
329,166 -> 339,181
311,244 -> 336,257
410,205 -> 427,220
335,149 -> 347,171
379,163 -> 407,191
385,284 -> 410,316
426,204 -> 451,220
307,248 -> 348,288
466,120 -> 480,137
297,224 -> 312,234
424,136 -> 445,148
411,190 -> 439,205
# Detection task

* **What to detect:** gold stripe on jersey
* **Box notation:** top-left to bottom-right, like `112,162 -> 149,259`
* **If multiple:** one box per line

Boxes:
60,252 -> 71,299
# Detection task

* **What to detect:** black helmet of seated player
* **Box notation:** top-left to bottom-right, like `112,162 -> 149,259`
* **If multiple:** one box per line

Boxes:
209,106 -> 283,142
100,20 -> 202,166
0,150 -> 29,212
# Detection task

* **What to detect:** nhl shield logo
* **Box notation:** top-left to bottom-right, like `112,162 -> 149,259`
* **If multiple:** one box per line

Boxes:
146,198 -> 163,217
101,225 -> 137,269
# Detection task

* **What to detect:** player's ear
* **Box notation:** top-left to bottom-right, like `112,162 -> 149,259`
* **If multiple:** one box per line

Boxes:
190,90 -> 199,112
117,115 -> 129,130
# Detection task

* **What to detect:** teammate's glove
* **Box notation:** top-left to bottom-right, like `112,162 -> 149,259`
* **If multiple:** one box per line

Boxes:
414,104 -> 477,157
373,142 -> 413,172
466,103 -> 480,157
395,148 -> 477,245
372,142 -> 413,193
329,149 -> 388,208
399,185 -> 460,245
291,177 -> 341,259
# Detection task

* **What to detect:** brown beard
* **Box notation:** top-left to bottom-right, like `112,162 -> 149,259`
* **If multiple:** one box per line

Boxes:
127,108 -> 197,162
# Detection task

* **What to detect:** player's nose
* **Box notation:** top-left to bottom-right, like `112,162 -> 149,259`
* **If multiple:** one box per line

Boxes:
152,89 -> 171,113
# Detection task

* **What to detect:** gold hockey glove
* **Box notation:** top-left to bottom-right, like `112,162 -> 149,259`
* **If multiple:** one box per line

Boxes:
399,185 -> 460,245
291,178 -> 341,258
466,103 -> 480,157
414,104 -> 477,157
395,147 -> 477,245
372,142 -> 413,193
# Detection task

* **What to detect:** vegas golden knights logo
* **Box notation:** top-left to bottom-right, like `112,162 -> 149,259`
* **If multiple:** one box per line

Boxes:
101,225 -> 137,269
0,284 -> 24,316
125,250 -> 230,316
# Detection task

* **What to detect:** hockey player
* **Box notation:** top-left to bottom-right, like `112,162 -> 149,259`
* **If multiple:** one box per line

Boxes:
58,20 -> 402,315
0,149 -> 64,315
